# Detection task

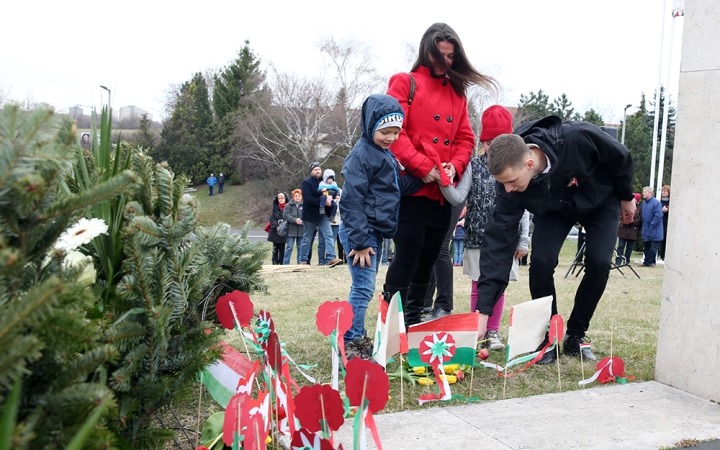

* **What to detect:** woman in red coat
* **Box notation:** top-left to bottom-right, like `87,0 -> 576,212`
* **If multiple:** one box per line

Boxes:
383,23 -> 496,326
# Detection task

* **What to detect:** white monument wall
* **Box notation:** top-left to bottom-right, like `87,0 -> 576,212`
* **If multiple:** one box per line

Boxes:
655,0 -> 720,401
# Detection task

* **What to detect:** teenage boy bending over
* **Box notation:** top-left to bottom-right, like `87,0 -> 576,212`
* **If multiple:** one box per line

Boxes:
339,94 -> 422,360
475,116 -> 635,364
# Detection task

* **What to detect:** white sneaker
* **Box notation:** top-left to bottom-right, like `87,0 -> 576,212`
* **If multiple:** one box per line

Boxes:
485,330 -> 505,351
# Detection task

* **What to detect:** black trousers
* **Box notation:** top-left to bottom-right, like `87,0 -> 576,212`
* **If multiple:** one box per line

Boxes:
529,200 -> 620,337
386,220 -> 448,288
271,243 -> 285,265
425,203 -> 465,311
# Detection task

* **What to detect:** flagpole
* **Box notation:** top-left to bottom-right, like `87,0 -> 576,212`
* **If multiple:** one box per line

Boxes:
650,0 -> 670,190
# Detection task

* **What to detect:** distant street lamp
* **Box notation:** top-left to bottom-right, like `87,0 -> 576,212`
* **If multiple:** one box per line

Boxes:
100,85 -> 111,106
621,103 -> 632,145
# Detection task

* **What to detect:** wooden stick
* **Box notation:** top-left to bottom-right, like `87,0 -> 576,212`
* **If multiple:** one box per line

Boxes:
195,374 -> 204,448
469,358 -> 475,398
400,353 -> 404,410
320,393 -> 328,439
503,365 -> 508,398
555,322 -> 562,390
229,303 -> 262,392
580,345 -> 585,387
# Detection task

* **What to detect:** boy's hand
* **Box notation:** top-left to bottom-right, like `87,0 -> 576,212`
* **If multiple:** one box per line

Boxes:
421,167 -> 440,183
348,247 -> 375,268
620,200 -> 636,224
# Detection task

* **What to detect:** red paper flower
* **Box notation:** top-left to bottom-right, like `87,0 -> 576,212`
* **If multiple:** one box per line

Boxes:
216,290 -> 254,329
597,356 -> 625,384
548,314 -> 564,345
294,384 -> 345,433
418,332 -> 456,368
344,358 -> 389,414
315,301 -> 354,336
291,428 -> 337,450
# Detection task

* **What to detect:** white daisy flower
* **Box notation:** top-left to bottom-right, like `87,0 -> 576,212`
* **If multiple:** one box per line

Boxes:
55,218 -> 109,252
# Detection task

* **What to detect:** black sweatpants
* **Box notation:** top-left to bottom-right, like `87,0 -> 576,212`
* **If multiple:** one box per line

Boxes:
529,200 -> 620,337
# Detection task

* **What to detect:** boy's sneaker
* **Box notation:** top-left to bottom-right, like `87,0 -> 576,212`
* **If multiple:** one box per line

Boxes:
563,335 -> 597,361
484,330 -> 505,351
352,336 -> 374,360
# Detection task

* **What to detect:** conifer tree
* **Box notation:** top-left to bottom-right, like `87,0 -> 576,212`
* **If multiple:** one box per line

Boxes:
0,105 -> 133,449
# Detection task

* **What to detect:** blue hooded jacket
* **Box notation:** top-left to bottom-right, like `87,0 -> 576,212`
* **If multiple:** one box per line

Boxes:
341,95 -> 422,250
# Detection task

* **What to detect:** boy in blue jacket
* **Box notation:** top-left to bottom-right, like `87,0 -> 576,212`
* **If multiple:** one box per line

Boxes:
339,94 -> 423,360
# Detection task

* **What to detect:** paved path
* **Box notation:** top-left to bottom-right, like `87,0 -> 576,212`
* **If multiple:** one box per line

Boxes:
331,381 -> 720,450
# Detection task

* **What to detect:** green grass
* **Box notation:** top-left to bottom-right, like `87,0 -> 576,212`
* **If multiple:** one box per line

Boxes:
227,240 -> 663,412
166,237 -> 663,448
195,183 -> 253,228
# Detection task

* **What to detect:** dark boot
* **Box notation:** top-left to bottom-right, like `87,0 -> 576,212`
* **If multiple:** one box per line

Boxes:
381,284 -> 408,306
405,282 -> 431,327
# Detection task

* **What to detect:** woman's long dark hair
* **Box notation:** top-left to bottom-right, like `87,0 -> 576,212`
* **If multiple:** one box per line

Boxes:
411,23 -> 497,97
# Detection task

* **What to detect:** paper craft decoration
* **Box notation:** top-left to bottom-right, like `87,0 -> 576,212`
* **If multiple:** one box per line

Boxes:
315,301 -> 354,389
506,295 -> 553,360
200,341 -> 256,407
372,292 -> 408,368
578,356 -> 634,386
407,312 -> 480,367
417,332 -> 456,405
345,358 -> 389,450
478,297 -> 562,377
291,428 -> 342,450
216,290 -> 254,329
222,393 -> 247,447
255,310 -> 275,348
294,384 -> 345,437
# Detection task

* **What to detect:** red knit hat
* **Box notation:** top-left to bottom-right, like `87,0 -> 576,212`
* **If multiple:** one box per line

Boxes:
479,105 -> 513,141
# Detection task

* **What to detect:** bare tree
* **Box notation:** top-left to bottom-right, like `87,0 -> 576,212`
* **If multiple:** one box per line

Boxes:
0,81 -> 11,107
234,67 -> 340,181
317,36 -> 385,150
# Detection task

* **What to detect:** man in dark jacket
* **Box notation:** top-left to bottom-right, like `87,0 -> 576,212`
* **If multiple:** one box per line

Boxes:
475,116 -> 636,364
641,186 -> 664,266
299,163 -> 341,266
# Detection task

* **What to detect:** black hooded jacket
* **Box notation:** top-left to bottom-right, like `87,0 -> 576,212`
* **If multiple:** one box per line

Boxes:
475,116 -> 634,315
341,94 -> 423,251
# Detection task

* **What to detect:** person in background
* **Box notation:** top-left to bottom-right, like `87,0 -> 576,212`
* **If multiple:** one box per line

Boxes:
207,173 -> 217,197
381,238 -> 393,266
452,207 -> 466,266
218,172 -> 225,195
267,192 -> 288,265
641,186 -> 664,267
659,185 -> 670,261
299,162 -> 342,266
616,193 -> 642,265
283,189 -> 304,265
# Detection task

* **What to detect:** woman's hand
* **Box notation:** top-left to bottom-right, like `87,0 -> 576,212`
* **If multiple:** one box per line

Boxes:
421,167 -> 440,183
514,249 -> 528,259
348,247 -> 375,268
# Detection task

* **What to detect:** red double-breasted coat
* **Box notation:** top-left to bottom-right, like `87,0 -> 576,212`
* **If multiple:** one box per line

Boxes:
387,65 -> 475,202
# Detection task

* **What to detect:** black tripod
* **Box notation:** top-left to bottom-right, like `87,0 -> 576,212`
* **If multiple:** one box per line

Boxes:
564,242 -> 640,279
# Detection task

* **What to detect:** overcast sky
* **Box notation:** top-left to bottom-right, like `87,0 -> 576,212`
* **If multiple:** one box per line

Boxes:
2,0 -> 684,123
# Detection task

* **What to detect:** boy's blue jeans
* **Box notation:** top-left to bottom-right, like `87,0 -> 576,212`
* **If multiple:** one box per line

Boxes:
339,223 -> 382,342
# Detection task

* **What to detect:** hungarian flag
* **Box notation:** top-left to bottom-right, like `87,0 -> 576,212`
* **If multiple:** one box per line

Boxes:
372,292 -> 408,368
200,341 -> 255,408
407,312 -> 481,367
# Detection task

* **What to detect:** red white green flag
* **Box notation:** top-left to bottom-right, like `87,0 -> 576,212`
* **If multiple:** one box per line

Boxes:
200,341 -> 255,408
372,292 -> 408,368
407,312 -> 480,367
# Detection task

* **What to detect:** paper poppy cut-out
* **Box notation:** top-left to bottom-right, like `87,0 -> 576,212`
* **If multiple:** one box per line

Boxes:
216,290 -> 254,329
